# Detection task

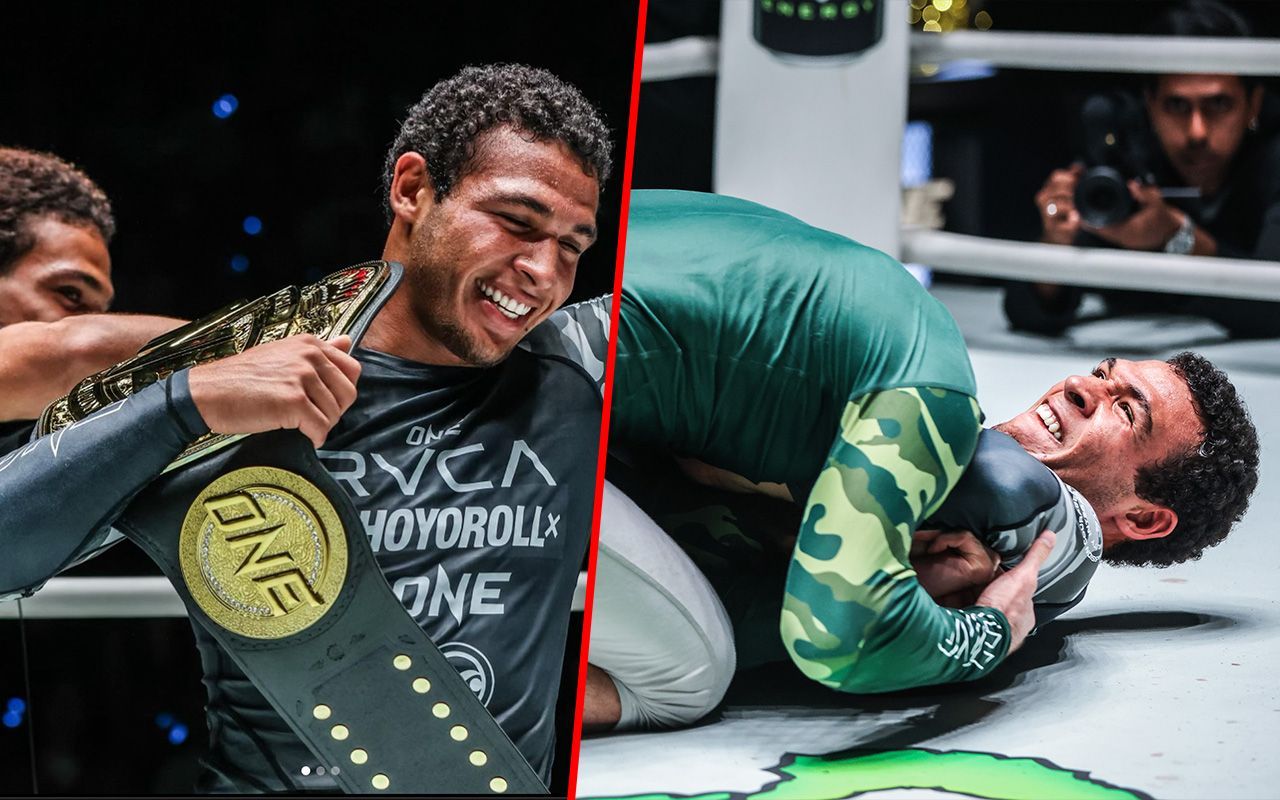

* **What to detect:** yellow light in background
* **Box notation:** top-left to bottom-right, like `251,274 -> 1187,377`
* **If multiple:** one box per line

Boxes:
910,0 -> 971,33
922,20 -> 942,32
975,10 -> 993,29
919,62 -> 940,74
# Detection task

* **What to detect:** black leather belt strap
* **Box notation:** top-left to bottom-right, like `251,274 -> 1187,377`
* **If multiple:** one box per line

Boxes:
117,431 -> 544,795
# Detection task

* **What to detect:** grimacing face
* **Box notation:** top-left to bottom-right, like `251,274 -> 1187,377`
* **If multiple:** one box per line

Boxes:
0,216 -> 113,325
1147,74 -> 1262,196
994,358 -> 1202,545
402,127 -> 599,367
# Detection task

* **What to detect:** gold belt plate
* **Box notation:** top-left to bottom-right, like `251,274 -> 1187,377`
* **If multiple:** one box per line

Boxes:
179,466 -> 348,639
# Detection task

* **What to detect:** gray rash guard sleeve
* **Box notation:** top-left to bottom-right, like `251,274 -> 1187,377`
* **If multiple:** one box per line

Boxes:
519,295 -> 611,395
0,369 -> 208,598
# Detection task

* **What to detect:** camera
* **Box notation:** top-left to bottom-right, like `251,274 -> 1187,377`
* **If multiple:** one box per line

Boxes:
1073,92 -> 1156,227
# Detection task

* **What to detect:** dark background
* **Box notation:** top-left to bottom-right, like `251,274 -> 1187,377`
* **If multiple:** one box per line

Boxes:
635,0 -> 1280,251
0,1 -> 639,794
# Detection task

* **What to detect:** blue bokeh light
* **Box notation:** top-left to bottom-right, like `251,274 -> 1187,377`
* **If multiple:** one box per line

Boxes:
901,121 -> 935,290
934,59 -> 996,83
230,254 -> 250,274
6,698 -> 24,715
242,215 -> 263,236
2,711 -> 21,728
168,723 -> 189,745
212,93 -> 240,119
901,121 -> 933,188
155,711 -> 174,729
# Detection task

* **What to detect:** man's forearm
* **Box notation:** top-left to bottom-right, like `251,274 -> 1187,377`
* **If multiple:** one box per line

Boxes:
0,370 -> 206,597
780,387 -> 1010,694
0,313 -> 185,421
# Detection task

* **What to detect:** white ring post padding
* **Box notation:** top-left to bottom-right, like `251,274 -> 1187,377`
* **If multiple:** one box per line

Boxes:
0,572 -> 590,619
910,31 -> 1280,75
642,36 -> 719,82
901,229 -> 1280,301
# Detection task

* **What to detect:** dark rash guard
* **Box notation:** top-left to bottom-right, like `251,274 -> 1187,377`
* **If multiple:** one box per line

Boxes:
0,298 -> 609,792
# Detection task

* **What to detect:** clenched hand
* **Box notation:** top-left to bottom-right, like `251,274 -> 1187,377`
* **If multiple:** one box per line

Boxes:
188,334 -> 361,448
975,529 -> 1056,654
911,529 -> 1002,608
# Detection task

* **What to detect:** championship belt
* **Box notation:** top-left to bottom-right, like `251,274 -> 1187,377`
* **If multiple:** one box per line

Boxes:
38,262 -> 545,795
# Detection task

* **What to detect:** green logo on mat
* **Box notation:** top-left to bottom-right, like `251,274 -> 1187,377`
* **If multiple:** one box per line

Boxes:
585,748 -> 1150,800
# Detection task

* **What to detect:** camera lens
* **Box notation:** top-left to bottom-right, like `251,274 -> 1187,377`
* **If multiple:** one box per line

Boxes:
1074,166 -> 1134,227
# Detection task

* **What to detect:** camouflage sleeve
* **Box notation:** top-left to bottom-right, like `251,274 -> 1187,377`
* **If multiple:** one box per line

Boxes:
519,295 -> 611,396
781,386 -> 1011,693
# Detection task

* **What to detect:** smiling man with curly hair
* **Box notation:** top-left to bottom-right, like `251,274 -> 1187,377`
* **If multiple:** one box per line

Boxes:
997,351 -> 1259,569
0,65 -> 616,792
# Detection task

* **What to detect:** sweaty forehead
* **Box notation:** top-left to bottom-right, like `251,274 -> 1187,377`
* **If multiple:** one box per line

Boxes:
465,129 -> 598,203
1125,358 -> 1182,394
1126,358 -> 1203,438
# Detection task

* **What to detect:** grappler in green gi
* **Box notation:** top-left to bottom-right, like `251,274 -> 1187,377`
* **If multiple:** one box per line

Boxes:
586,190 -> 1060,728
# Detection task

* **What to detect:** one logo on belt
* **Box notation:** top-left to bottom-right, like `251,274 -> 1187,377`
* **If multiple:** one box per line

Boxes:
441,642 -> 496,706
180,466 -> 348,639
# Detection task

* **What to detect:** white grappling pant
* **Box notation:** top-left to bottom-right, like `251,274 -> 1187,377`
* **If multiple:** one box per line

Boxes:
588,481 -> 737,730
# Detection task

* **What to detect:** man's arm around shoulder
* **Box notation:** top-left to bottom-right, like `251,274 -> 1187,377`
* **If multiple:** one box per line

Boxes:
0,314 -> 183,421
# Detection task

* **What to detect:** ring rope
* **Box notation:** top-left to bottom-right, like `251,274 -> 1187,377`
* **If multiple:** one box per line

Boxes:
902,229 -> 1280,301
910,31 -> 1280,76
642,33 -> 1280,83
643,36 -> 719,82
0,571 -> 589,619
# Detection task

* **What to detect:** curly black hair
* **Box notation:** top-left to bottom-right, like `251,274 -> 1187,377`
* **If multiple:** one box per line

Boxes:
1106,352 -> 1259,567
382,63 -> 612,221
0,147 -> 115,274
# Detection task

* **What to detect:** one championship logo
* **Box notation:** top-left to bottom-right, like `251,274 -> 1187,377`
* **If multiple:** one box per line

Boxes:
441,642 -> 496,706
580,748 -> 1151,800
179,466 -> 348,639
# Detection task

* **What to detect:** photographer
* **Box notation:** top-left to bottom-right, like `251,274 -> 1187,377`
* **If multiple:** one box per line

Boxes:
1005,0 -> 1280,338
